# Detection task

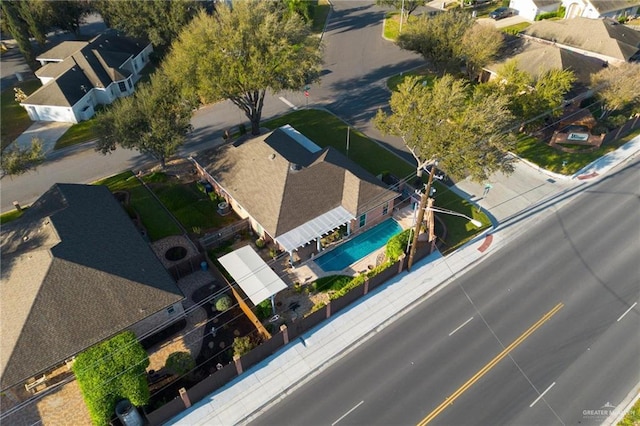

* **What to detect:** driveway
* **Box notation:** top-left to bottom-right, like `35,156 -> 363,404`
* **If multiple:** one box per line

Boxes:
9,121 -> 73,154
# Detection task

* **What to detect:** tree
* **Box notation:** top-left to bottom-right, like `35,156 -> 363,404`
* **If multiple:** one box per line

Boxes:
1,138 -> 45,176
233,335 -> 258,358
459,23 -> 503,80
95,72 -> 193,168
397,10 -> 474,74
590,62 -> 640,118
162,1 -> 322,135
48,1 -> 88,35
376,0 -> 426,17
1,1 -> 36,68
94,0 -> 203,49
375,75 -> 515,181
16,0 -> 49,48
73,331 -> 150,426
165,351 -> 195,376
489,59 -> 575,121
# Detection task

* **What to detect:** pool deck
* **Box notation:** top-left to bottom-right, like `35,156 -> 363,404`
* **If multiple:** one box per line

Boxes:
285,205 -> 415,284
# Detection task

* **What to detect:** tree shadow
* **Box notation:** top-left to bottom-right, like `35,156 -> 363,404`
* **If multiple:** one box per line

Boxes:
324,4 -> 382,35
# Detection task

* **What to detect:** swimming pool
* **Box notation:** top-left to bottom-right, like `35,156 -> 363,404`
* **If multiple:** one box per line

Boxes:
315,218 -> 403,272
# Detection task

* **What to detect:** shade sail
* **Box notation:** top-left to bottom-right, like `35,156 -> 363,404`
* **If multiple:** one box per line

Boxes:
218,245 -> 287,305
275,206 -> 355,252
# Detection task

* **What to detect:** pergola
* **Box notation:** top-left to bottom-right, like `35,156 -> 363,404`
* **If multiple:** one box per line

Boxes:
218,245 -> 288,314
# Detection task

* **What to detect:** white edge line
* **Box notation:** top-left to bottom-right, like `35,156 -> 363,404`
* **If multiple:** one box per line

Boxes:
331,400 -> 364,426
448,317 -> 474,336
617,302 -> 637,322
530,382 -> 556,408
278,96 -> 298,110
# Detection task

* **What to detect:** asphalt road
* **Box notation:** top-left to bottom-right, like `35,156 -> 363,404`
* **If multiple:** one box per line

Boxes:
250,159 -> 640,425
1,2 -> 423,213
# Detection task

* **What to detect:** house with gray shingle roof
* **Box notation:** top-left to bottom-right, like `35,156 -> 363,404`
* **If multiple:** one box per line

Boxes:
20,30 -> 152,123
0,184 -> 184,393
193,125 -> 400,263
563,0 -> 640,19
522,17 -> 640,64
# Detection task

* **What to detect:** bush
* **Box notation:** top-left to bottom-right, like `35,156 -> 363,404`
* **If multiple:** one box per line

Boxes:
535,6 -> 564,20
386,229 -> 412,262
238,123 -> 247,135
255,238 -> 266,249
215,295 -> 233,311
165,352 -> 195,376
73,331 -> 150,426
312,275 -> 352,292
233,335 -> 257,357
269,247 -> 278,259
255,299 -> 272,321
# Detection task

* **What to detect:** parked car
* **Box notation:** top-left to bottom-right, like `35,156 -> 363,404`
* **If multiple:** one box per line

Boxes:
489,7 -> 513,19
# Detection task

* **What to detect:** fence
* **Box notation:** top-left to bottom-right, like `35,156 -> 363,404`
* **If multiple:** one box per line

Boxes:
198,218 -> 250,250
144,250 -> 428,425
602,114 -> 640,146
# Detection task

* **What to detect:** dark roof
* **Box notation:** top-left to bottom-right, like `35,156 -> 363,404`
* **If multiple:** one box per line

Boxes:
0,184 -> 183,390
196,126 -> 399,239
26,30 -> 148,107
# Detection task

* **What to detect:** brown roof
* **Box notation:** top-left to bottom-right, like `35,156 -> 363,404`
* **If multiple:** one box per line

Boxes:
523,17 -> 640,62
0,184 -> 183,390
590,0 -> 640,14
196,127 -> 399,240
486,38 -> 605,85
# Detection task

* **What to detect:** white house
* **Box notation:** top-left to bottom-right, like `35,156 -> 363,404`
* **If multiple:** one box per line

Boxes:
20,30 -> 153,123
562,0 -> 640,19
509,0 -> 561,21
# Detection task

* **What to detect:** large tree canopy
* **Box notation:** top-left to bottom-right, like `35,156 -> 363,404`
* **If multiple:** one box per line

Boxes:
94,0 -> 204,48
488,59 -> 576,121
459,23 -> 503,80
590,62 -> 640,118
1,1 -> 36,68
162,1 -> 322,135
95,72 -> 193,168
73,331 -> 149,426
397,10 -> 476,73
0,138 -> 45,176
375,75 -> 515,181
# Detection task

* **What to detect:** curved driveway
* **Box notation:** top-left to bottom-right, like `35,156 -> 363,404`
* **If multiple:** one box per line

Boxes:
1,2 -> 421,212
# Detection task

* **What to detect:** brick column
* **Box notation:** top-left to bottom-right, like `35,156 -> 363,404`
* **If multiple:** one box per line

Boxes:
326,302 -> 332,318
179,388 -> 191,408
233,354 -> 243,375
280,324 -> 289,345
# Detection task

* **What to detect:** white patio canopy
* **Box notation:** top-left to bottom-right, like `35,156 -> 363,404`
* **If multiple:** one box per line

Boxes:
274,206 -> 356,253
218,245 -> 287,306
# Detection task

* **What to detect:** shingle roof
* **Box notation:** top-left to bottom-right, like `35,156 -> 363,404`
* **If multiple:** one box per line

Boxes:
589,0 -> 640,14
26,30 -> 147,107
522,17 -> 640,62
0,184 -> 183,390
196,126 -> 399,242
486,38 -> 605,86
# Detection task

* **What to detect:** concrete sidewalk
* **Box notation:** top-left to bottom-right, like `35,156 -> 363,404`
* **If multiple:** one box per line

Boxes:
168,138 -> 640,425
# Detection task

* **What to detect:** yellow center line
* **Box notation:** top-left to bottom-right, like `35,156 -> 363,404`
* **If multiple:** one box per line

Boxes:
417,302 -> 564,426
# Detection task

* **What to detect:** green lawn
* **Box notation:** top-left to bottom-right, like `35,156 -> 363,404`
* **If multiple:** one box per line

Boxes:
514,128 -> 640,175
386,67 -> 435,91
0,208 -> 26,224
617,397 -> 640,425
382,11 -> 420,41
312,0 -> 331,33
55,117 -> 97,149
501,22 -> 531,35
150,179 -> 239,232
1,79 -> 42,151
94,171 -> 182,241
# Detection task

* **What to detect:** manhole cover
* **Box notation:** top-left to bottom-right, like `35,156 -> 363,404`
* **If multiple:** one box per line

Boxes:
165,246 -> 187,261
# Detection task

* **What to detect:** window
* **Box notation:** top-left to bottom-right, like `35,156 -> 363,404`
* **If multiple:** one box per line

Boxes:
382,202 -> 389,216
167,306 -> 175,315
359,214 -> 366,228
118,81 -> 127,93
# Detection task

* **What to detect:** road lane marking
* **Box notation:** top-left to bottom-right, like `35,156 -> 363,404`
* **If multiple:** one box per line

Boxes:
449,317 -> 474,336
417,302 -> 564,426
616,302 -> 637,322
278,96 -> 298,110
529,382 -> 556,407
331,400 -> 364,425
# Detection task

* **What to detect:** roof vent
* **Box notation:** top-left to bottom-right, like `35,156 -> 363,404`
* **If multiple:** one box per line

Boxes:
290,163 -> 302,172
23,236 -> 29,242
269,153 -> 276,160
80,85 -> 87,93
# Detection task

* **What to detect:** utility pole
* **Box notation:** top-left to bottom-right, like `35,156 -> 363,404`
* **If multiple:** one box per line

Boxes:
407,162 -> 437,271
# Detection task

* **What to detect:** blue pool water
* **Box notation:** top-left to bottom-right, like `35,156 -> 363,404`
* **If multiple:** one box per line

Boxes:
315,218 -> 403,272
